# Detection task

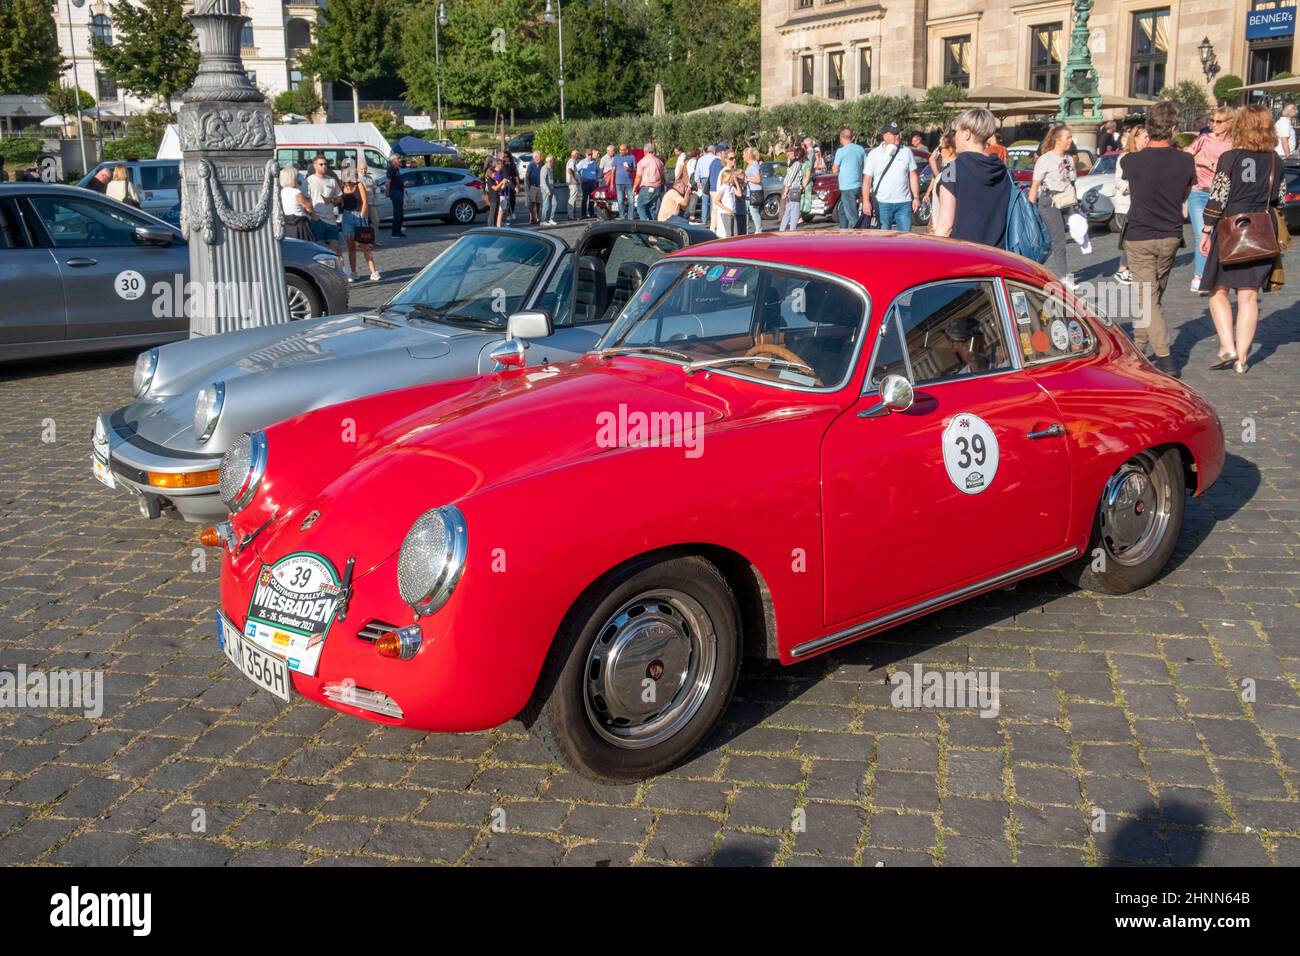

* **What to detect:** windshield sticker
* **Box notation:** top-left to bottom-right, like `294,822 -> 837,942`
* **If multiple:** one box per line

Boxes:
722,266 -> 740,282
685,264 -> 707,280
244,552 -> 342,676
1011,291 -> 1032,325
1019,331 -> 1033,357
1067,319 -> 1085,348
1031,330 -> 1050,353
705,265 -> 725,282
942,413 -> 1000,495
1049,319 -> 1070,351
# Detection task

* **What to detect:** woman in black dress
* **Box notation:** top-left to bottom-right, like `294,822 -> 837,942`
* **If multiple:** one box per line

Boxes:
1200,104 -> 1286,374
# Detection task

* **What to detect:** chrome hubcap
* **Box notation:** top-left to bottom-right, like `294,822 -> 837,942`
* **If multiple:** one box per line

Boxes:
583,590 -> 716,749
286,285 -> 311,321
1100,454 -> 1170,566
455,203 -> 474,223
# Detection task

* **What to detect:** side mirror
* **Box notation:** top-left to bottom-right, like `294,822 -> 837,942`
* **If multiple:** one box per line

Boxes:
133,224 -> 174,246
505,309 -> 553,340
489,339 -> 528,370
858,373 -> 914,419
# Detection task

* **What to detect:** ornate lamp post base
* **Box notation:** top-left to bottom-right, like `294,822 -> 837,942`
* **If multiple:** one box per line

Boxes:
181,0 -> 291,336
1058,0 -> 1102,150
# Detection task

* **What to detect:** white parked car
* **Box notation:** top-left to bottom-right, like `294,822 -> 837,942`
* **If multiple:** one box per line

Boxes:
1078,151 -> 1122,232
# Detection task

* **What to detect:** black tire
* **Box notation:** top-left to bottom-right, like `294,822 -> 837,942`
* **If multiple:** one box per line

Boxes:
1110,212 -> 1126,234
450,199 -> 477,225
594,205 -> 613,221
284,272 -> 322,321
762,193 -> 780,220
528,554 -> 741,782
1060,447 -> 1185,594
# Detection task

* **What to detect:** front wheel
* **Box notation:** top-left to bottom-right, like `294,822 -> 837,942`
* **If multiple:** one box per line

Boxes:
284,273 -> 322,321
529,555 -> 740,782
449,199 -> 477,224
1060,447 -> 1185,594
762,194 -> 780,219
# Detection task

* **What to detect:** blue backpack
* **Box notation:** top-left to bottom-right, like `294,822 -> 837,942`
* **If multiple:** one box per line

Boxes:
1003,170 -> 1051,264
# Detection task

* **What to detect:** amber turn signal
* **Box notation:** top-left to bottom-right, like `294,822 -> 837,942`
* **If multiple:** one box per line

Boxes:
147,469 -> 220,489
198,526 -> 221,547
375,625 -> 423,660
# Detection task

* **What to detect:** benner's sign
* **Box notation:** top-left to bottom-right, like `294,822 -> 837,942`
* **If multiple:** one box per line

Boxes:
1247,7 -> 1296,40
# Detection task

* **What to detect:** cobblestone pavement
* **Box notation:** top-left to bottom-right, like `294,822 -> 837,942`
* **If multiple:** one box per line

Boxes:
1,215 -> 1297,867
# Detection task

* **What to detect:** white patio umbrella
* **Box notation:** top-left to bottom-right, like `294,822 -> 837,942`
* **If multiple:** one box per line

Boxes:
652,84 -> 665,117
1233,75 -> 1300,94
684,101 -> 753,115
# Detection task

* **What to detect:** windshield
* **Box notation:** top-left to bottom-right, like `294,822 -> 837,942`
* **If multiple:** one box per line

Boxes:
388,232 -> 553,327
599,260 -> 867,389
1090,153 -> 1117,176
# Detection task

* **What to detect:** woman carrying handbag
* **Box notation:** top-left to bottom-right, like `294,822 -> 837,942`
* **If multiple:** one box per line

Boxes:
1200,105 -> 1288,375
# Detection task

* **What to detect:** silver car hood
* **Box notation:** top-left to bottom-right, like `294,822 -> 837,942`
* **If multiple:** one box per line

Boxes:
122,310 -> 499,455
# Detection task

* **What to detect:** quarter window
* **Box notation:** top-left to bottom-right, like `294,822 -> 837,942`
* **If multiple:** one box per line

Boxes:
872,281 -> 1012,387
1006,282 -> 1097,364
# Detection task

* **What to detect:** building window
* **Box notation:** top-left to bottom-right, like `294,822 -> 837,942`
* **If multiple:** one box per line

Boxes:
800,54 -> 814,95
797,0 -> 813,8
290,69 -> 304,90
943,35 -> 971,89
1129,8 -> 1169,98
827,50 -> 845,99
241,24 -> 254,49
96,71 -> 116,101
90,14 -> 112,45
859,46 -> 872,95
1029,23 -> 1062,94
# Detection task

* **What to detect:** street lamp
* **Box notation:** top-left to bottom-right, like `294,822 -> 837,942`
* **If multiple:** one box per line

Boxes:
1198,37 -> 1221,86
434,2 -> 447,142
64,0 -> 90,175
544,0 -> 565,122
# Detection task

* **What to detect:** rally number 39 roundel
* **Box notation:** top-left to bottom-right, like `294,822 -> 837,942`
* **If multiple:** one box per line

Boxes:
942,413 -> 1000,495
244,552 -> 342,675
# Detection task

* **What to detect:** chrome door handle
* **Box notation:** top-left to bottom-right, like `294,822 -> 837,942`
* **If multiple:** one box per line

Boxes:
65,257 -> 97,267
1027,423 -> 1065,440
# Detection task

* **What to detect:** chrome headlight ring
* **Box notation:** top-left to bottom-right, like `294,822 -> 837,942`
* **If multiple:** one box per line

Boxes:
193,382 -> 225,443
133,348 -> 159,397
219,431 -> 267,514
396,505 -> 468,616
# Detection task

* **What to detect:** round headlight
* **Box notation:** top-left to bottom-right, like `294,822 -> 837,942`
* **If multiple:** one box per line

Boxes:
218,431 -> 267,514
133,348 -> 159,397
1084,187 -> 1100,204
397,506 -> 468,616
193,382 -> 225,443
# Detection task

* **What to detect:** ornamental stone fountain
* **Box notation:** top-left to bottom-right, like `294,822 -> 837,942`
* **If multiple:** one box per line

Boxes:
180,0 -> 291,335
1057,0 -> 1102,153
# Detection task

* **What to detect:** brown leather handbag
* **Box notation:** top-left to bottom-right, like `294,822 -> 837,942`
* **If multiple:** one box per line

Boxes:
1216,162 -> 1281,265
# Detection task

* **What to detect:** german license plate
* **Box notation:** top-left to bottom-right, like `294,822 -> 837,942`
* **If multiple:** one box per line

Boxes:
92,418 -> 115,489
811,199 -> 826,215
219,613 -> 292,702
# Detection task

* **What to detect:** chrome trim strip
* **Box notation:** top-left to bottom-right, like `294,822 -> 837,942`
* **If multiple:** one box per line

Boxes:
790,547 -> 1079,659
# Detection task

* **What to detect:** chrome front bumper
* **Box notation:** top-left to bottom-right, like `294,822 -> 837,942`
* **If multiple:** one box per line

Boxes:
95,411 -> 226,522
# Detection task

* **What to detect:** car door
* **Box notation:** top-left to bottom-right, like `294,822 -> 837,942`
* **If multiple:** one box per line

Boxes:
0,196 -> 67,349
402,170 -> 430,218
422,170 -> 456,217
23,192 -> 187,340
819,278 -> 1073,627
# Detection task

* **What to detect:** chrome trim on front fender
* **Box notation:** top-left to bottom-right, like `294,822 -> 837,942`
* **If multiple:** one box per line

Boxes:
790,548 -> 1080,659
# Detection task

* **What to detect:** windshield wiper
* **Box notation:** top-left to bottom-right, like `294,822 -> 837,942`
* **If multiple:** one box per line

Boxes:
684,355 -> 817,377
399,303 -> 503,330
595,345 -> 694,363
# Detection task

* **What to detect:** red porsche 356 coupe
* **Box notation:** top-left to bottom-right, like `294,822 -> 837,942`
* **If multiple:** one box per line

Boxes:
209,231 -> 1224,781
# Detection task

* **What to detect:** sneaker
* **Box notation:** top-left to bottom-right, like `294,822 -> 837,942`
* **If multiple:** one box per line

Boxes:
1190,275 -> 1201,293
547,219 -> 558,226
369,271 -> 381,282
1152,354 -> 1178,377
1114,268 -> 1133,284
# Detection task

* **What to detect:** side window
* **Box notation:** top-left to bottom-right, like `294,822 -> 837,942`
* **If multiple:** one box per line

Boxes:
1007,282 -> 1097,364
364,149 -> 387,172
28,196 -> 143,247
867,309 -> 908,389
139,165 -> 180,191
893,281 -> 1012,384
541,251 -> 574,327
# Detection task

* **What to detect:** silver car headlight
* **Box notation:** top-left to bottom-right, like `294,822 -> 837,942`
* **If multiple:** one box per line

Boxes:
1084,187 -> 1100,204
133,348 -> 159,397
313,252 -> 340,270
218,431 -> 267,514
397,506 -> 468,616
193,382 -> 225,443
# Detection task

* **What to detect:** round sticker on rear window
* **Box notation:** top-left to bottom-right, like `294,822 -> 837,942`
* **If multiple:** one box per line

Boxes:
942,413 -> 1000,495
1049,319 -> 1070,351
115,270 -> 146,301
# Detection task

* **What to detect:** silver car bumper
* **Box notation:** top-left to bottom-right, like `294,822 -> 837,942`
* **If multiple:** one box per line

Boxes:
93,412 -> 226,523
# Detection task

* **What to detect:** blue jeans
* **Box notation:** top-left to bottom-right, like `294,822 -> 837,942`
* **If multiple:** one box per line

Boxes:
697,190 -> 711,224
877,200 -> 913,232
1187,188 -> 1210,278
837,191 -> 861,228
616,183 -> 635,219
747,197 -> 763,233
541,190 -> 555,222
636,185 -> 662,220
580,180 -> 596,217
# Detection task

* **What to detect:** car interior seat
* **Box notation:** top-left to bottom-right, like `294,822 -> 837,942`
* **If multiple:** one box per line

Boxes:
573,255 -> 608,324
604,260 -> 649,318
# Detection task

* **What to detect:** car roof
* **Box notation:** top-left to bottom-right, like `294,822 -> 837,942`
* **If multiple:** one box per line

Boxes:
0,182 -> 115,195
663,230 -> 1056,293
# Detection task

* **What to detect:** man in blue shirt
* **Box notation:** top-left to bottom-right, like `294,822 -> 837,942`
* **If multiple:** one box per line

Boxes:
832,127 -> 867,229
612,143 -> 638,219
694,145 -> 719,225
577,149 -> 600,219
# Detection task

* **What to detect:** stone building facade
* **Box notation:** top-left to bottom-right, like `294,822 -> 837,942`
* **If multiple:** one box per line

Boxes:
762,0 -> 1299,107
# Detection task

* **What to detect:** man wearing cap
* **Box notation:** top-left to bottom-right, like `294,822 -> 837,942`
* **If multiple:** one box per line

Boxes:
863,121 -> 920,233
831,127 -> 867,229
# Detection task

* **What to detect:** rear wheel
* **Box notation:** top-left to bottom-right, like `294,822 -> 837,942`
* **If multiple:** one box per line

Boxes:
530,555 -> 740,782
1060,448 -> 1184,594
449,199 -> 477,224
762,193 -> 780,220
284,273 -> 322,321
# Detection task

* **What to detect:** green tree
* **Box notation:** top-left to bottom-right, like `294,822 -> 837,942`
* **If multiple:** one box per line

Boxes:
45,83 -> 95,122
273,83 -> 324,120
0,0 -> 63,95
1156,80 -> 1211,129
547,1 -> 646,116
298,0 -> 396,122
1213,74 -> 1243,106
91,0 -> 198,110
401,0 -> 547,136
650,0 -> 760,113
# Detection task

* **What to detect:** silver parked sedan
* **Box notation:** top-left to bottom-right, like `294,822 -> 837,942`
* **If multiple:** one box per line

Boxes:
92,219 -> 715,521
0,183 -> 349,362
394,167 -> 487,225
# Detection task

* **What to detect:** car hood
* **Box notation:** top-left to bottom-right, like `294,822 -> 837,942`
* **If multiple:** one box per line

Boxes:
252,358 -> 730,575
121,310 -> 494,454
